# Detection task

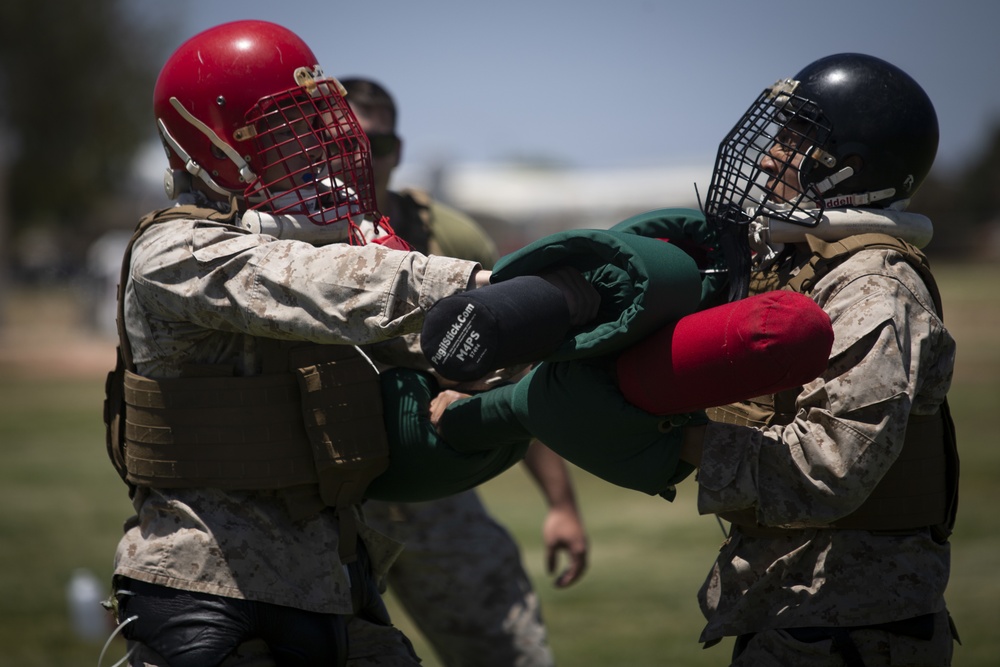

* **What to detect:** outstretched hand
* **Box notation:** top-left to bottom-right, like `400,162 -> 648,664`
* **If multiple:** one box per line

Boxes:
543,506 -> 589,588
429,389 -> 471,429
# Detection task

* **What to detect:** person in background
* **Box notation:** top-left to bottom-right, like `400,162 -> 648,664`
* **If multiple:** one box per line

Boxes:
341,76 -> 589,667
677,53 -> 959,666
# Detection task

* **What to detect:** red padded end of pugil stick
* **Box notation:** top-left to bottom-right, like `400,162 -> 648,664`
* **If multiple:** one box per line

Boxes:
616,291 -> 834,415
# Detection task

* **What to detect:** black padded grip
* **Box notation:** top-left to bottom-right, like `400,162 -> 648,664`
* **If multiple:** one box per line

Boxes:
421,276 -> 572,381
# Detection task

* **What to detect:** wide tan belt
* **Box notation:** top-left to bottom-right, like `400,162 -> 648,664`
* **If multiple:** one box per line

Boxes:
123,370 -> 318,490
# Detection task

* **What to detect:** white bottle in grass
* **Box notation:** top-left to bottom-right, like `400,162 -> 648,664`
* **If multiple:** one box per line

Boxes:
67,568 -> 108,642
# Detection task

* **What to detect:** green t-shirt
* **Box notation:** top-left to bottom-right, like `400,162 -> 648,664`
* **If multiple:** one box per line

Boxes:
391,189 -> 499,269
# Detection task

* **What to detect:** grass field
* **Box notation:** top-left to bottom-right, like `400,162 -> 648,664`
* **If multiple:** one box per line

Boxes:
0,261 -> 997,666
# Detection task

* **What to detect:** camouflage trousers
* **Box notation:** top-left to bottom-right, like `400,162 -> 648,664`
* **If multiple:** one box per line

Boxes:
729,609 -> 956,667
362,490 -> 555,667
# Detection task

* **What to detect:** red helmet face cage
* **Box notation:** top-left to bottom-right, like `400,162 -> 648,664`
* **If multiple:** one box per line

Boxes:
241,73 -> 377,225
153,20 -> 377,227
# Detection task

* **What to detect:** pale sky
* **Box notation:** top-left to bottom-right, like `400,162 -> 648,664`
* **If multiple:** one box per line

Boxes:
143,0 -> 1000,177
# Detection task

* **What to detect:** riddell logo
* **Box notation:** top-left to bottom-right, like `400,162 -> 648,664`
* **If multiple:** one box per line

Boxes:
824,195 -> 856,208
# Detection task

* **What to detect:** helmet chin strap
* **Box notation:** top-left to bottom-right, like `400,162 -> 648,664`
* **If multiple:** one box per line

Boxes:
812,165 -> 854,194
809,163 -> 897,208
157,119 -> 234,200
169,98 -> 256,185
157,97 -> 258,201
821,188 -> 897,208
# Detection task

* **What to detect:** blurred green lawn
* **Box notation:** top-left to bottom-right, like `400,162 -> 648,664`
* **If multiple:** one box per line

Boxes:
0,261 -> 997,666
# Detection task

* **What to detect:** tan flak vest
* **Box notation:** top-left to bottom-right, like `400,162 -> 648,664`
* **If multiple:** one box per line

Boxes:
707,233 -> 959,541
103,205 -> 389,561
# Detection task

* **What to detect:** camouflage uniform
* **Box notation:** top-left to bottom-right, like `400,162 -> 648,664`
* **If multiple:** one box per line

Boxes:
362,189 -> 556,667
113,213 -> 479,665
696,242 -> 957,664
364,494 -> 552,667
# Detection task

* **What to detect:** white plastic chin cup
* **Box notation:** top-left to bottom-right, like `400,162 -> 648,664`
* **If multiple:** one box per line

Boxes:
763,209 -> 934,248
421,276 -> 572,382
240,209 -> 355,244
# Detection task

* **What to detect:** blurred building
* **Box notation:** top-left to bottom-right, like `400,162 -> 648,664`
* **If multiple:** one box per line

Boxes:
394,161 -> 708,254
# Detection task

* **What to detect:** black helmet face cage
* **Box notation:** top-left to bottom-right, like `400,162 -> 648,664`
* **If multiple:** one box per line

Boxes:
705,79 -> 835,231
242,79 -> 377,226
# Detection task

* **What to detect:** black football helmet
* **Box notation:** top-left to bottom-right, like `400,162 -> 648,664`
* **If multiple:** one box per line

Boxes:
705,53 -> 939,231
701,53 -> 938,300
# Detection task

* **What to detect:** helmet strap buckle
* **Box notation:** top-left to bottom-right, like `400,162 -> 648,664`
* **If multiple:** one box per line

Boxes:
813,166 -> 854,194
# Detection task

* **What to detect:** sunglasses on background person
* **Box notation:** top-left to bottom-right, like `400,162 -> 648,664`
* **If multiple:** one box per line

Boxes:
366,132 -> 399,159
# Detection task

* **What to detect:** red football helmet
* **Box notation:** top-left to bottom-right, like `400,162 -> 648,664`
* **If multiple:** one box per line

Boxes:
153,20 -> 377,228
